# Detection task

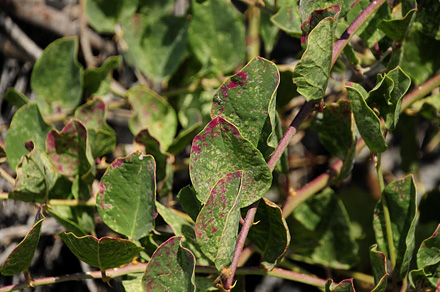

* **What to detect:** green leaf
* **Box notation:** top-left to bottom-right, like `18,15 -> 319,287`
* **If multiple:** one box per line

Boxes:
127,85 -> 177,151
177,185 -> 202,223
74,97 -> 116,158
85,0 -> 137,34
357,2 -> 390,47
31,37 -> 83,115
271,6 -> 301,36
211,57 -> 279,154
313,100 -> 357,181
299,0 -> 355,21
325,279 -> 355,292
410,94 -> 440,120
247,198 -> 290,270
83,56 -> 122,96
409,224 -> 440,289
370,244 -> 388,292
142,236 -> 196,292
379,9 -> 416,41
155,201 -> 211,266
189,117 -> 272,207
59,232 -> 142,270
3,87 -> 29,109
195,171 -> 243,270
187,0 -> 245,73
134,129 -> 169,181
292,12 -> 338,101
46,120 -> 94,180
290,188 -> 359,269
373,175 -> 417,279
167,110 -> 203,154
412,0 -> 440,40
399,29 -> 440,85
9,145 -> 58,203
260,10 -> 279,54
49,206 -> 88,237
5,103 -> 52,170
1,207 -> 45,276
368,66 -> 411,130
346,82 -> 387,153
97,152 -> 157,241
122,13 -> 188,82
300,5 -> 341,42
122,276 -> 143,292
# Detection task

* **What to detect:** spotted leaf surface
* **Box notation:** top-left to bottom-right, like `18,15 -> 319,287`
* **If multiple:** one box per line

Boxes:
195,171 -> 243,270
292,10 -> 338,101
46,120 -> 94,180
97,152 -> 156,241
211,57 -> 279,154
156,202 -> 211,266
127,85 -> 177,151
247,198 -> 290,270
1,207 -> 45,276
142,236 -> 196,292
190,117 -> 272,207
74,98 -> 116,158
373,175 -> 417,280
59,232 -> 142,270
5,103 -> 52,170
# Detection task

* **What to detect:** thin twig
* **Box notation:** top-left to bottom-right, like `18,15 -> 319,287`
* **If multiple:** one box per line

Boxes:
0,167 -> 15,185
79,0 -> 96,68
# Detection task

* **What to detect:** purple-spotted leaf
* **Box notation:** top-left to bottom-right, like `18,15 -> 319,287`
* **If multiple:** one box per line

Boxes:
189,117 -> 272,207
409,224 -> 440,289
97,152 -> 156,241
300,5 -> 340,44
31,37 -> 83,115
314,100 -> 357,181
346,82 -> 387,153
127,85 -> 177,151
211,57 -> 279,155
135,129 -> 168,181
247,198 -> 290,270
142,236 -> 196,292
156,202 -> 211,266
299,0 -> 355,22
187,0 -> 245,73
289,188 -> 358,269
1,207 -> 45,276
59,232 -> 143,270
325,279 -> 356,292
370,244 -> 388,292
5,103 -> 52,170
74,98 -> 116,158
292,9 -> 339,101
9,145 -> 58,203
373,175 -> 417,280
46,120 -> 94,180
367,66 -> 411,130
271,6 -> 302,36
195,171 -> 243,271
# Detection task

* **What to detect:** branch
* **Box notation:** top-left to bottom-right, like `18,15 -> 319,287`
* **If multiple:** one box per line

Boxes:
78,0 -> 96,68
0,264 -> 327,292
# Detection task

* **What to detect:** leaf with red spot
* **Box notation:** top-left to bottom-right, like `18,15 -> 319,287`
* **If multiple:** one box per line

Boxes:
142,236 -> 196,292
9,144 -> 58,203
97,152 -> 157,241
127,85 -> 177,152
1,207 -> 45,276
59,232 -> 143,271
211,57 -> 279,157
190,117 -> 272,207
195,171 -> 243,270
74,97 -> 116,158
373,175 -> 417,280
46,119 -> 94,180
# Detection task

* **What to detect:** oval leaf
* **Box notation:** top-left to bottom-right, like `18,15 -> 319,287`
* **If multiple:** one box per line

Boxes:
142,236 -> 196,292
85,0 -> 137,33
195,171 -> 243,270
1,208 -> 45,276
31,37 -> 83,114
97,152 -> 157,241
59,232 -> 142,270
189,117 -> 272,207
